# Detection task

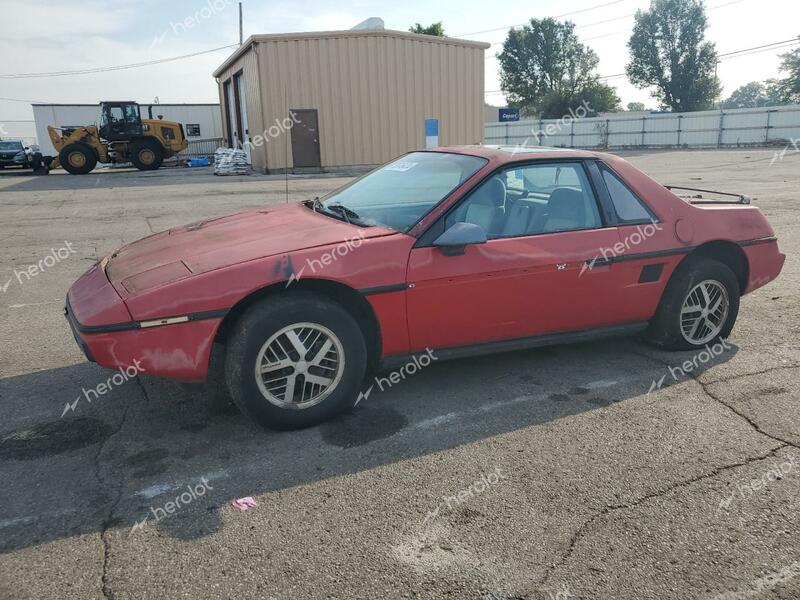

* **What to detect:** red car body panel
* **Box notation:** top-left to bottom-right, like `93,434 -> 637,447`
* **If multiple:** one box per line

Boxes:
65,146 -> 785,382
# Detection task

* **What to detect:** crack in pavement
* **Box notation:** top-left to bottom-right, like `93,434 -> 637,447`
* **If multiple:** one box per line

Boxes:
93,378 -> 143,600
531,346 -> 799,595
535,444 -> 790,594
694,374 -> 800,451
626,346 -> 799,450
702,363 -> 800,386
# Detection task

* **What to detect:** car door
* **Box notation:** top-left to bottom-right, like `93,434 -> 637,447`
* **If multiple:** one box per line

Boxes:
405,160 -> 631,353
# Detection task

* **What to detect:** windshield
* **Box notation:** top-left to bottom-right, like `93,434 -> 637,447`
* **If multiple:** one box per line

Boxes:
319,152 -> 488,231
0,142 -> 23,152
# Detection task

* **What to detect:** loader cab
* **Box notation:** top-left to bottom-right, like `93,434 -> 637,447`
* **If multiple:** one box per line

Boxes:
99,102 -> 143,141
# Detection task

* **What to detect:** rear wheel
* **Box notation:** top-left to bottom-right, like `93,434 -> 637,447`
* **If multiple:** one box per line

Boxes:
224,292 -> 367,429
59,143 -> 97,175
647,257 -> 740,350
129,140 -> 163,171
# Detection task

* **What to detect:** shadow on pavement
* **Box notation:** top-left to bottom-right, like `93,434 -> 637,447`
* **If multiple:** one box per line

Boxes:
0,335 -> 738,551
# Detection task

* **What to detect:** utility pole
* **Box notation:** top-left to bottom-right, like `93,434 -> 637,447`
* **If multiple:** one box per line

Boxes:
239,2 -> 243,45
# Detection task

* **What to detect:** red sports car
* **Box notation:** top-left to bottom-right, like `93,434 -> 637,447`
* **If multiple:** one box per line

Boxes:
65,146 -> 785,429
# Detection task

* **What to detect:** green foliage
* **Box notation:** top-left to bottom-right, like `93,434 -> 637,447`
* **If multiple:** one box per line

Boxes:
766,47 -> 800,105
721,82 -> 771,109
409,22 -> 445,37
498,18 -> 620,118
626,0 -> 721,111
626,102 -> 646,111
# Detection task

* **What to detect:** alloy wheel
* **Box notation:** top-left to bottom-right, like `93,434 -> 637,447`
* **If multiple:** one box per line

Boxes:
680,280 -> 729,345
254,322 -> 345,410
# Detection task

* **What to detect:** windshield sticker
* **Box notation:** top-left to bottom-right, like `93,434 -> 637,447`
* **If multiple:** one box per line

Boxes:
385,161 -> 418,172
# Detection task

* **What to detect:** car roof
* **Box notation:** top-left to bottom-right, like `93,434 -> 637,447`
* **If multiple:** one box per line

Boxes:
427,145 -> 607,164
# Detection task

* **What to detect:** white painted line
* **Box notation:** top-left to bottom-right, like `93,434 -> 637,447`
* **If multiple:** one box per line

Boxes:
585,379 -> 620,389
134,469 -> 230,499
0,508 -> 77,529
402,378 -> 631,434
412,413 -> 461,430
8,300 -> 62,308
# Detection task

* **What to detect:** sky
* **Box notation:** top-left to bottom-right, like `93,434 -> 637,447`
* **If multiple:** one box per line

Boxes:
1,0 -> 798,140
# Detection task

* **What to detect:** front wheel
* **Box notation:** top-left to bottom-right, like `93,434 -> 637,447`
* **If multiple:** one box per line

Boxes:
647,257 -> 740,350
224,292 -> 367,430
59,143 -> 97,175
129,140 -> 164,171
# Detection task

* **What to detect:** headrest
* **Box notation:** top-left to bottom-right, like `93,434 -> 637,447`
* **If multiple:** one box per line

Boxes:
547,188 -> 585,224
471,177 -> 506,207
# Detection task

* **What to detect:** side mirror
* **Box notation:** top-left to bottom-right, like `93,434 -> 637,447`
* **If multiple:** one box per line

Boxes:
433,222 -> 487,256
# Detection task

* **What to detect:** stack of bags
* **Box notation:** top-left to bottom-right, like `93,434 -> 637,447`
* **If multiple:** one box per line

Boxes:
213,147 -> 249,176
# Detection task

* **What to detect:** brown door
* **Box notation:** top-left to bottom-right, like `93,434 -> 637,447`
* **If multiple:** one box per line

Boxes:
290,109 -> 321,168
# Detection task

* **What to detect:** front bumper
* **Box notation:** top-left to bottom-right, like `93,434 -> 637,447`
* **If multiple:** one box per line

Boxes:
64,297 -> 95,363
65,261 -> 224,382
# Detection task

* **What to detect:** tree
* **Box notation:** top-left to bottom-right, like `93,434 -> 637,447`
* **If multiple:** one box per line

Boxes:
627,102 -> 646,111
409,22 -> 444,37
498,18 -> 620,118
627,0 -> 721,112
766,47 -> 800,104
721,82 -> 770,109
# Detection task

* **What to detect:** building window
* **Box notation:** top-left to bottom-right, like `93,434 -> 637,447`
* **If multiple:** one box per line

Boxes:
186,124 -> 201,137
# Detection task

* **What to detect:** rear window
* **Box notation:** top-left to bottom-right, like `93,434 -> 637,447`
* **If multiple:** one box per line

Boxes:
601,167 -> 654,223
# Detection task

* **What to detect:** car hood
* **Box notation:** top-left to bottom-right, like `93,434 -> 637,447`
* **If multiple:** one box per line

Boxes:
106,202 -> 393,296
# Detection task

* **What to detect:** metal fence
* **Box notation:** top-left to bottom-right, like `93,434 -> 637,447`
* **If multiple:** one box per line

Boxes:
178,137 -> 225,159
485,104 -> 800,149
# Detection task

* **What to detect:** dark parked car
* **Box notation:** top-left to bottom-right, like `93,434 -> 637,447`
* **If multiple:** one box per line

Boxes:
0,140 -> 48,173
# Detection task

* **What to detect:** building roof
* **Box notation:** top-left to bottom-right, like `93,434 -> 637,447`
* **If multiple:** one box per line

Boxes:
31,103 -> 219,107
213,29 -> 490,78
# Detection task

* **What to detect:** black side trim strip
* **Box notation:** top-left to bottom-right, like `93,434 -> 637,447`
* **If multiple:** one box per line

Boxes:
358,283 -> 407,296
65,296 -> 228,335
611,246 -> 696,264
189,309 -> 229,322
738,236 -> 777,248
583,237 -> 776,269
379,322 -> 648,371
584,245 -> 695,268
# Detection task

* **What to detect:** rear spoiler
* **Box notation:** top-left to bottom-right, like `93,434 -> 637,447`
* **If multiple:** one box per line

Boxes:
666,185 -> 752,205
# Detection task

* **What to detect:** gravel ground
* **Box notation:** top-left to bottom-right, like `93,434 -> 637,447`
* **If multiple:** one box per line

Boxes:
0,148 -> 798,600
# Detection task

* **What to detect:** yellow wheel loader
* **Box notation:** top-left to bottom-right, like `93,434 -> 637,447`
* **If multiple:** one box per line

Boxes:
48,101 -> 188,174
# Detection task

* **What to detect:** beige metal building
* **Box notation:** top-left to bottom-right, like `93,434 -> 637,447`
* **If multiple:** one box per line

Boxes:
212,29 -> 489,173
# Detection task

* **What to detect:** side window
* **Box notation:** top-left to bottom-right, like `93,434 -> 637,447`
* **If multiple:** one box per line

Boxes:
124,104 -> 140,124
601,167 -> 654,223
109,107 -> 124,123
446,162 -> 602,238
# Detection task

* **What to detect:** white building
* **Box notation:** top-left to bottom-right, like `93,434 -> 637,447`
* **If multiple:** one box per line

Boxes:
31,103 -> 223,155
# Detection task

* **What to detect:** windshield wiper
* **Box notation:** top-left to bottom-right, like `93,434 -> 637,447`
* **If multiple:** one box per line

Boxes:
326,203 -> 362,225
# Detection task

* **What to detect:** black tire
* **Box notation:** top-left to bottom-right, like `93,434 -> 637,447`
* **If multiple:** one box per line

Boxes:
647,257 -> 740,350
59,143 -> 97,175
129,140 -> 164,171
224,292 -> 367,430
